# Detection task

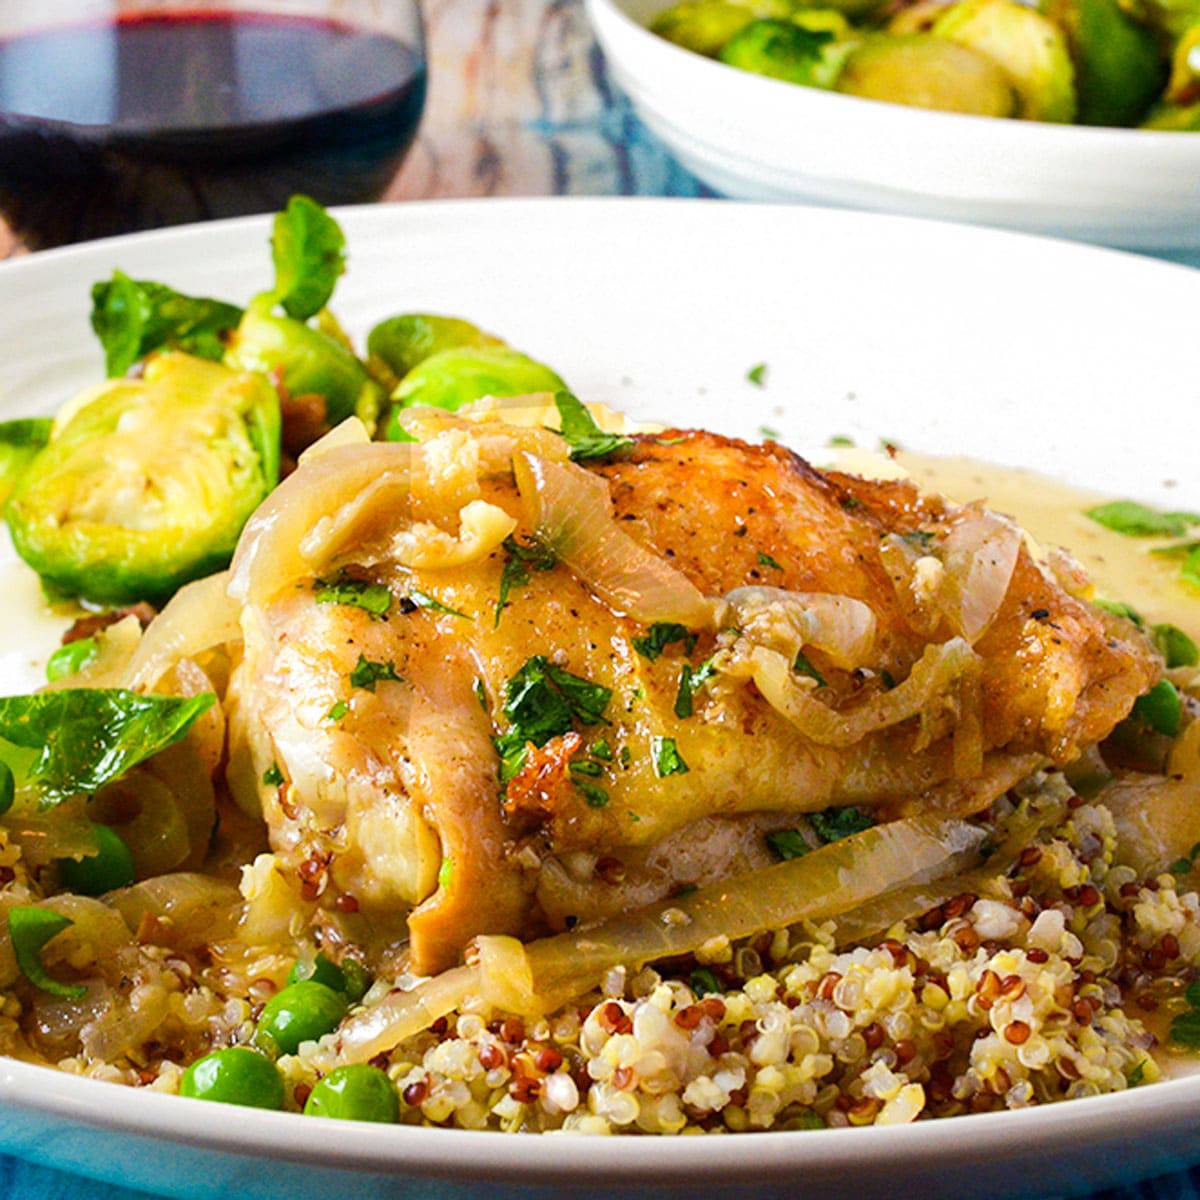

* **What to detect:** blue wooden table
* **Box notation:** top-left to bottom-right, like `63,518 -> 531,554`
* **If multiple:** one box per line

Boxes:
1,2 -> 1195,1196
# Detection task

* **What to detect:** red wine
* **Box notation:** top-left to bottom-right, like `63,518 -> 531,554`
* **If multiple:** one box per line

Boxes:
0,11 -> 426,247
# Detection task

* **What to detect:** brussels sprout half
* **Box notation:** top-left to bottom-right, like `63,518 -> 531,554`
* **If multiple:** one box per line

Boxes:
7,354 -> 279,605
838,33 -> 1017,112
366,314 -> 504,388
933,0 -> 1077,121
651,0 -> 795,55
390,347 -> 567,415
0,419 -> 52,509
719,17 -> 857,85
1045,0 -> 1164,125
224,304 -> 383,433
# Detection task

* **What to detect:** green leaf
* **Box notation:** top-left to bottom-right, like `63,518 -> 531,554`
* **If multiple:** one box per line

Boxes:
314,572 -> 392,618
652,736 -> 689,777
327,700 -> 349,723
632,622 -> 697,661
474,678 -> 489,712
348,655 -> 402,693
690,968 -> 721,996
1152,623 -> 1199,668
1171,1010 -> 1200,1047
747,363 -> 767,387
674,658 -> 717,719
757,550 -> 783,571
90,271 -> 242,377
589,738 -> 613,761
0,689 -> 215,807
45,638 -> 99,683
554,392 -> 634,462
1131,680 -> 1182,738
574,778 -> 610,808
409,590 -> 471,620
1085,500 -> 1197,538
809,806 -> 875,843
766,829 -> 811,861
8,907 -> 86,999
793,652 -> 827,687
270,196 -> 347,321
262,763 -> 284,787
494,535 -> 557,627
1126,1059 -> 1148,1087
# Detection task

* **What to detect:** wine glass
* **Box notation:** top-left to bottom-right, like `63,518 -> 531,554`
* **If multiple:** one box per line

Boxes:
0,0 -> 427,247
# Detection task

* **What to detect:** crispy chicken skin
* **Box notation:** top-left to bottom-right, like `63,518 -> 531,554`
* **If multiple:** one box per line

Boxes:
229,428 -> 1159,973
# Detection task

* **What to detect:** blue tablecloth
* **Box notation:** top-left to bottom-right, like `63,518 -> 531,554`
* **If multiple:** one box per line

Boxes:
3,31 -> 1197,1200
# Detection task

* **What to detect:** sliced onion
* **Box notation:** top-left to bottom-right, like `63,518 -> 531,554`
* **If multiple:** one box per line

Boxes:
81,987 -> 170,1061
735,637 -> 980,749
937,509 -> 1021,645
515,452 -> 712,627
3,798 -> 99,869
90,771 -> 191,878
721,587 -> 877,671
108,873 -> 242,947
125,572 -> 241,693
0,894 -> 132,988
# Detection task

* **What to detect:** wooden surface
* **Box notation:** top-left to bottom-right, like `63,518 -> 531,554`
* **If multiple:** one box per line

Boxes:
0,0 -> 710,260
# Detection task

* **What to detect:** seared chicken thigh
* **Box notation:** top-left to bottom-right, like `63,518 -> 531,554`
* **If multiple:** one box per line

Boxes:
226,413 -> 1158,973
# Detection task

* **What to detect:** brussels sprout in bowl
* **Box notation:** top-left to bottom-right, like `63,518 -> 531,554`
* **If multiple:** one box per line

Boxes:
586,0 -> 1200,250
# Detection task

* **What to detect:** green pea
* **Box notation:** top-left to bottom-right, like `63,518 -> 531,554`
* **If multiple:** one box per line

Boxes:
45,638 -> 99,682
287,953 -> 345,992
0,761 -> 13,816
1132,679 -> 1183,738
340,958 -> 371,1004
57,823 -> 135,895
303,1064 -> 398,1123
255,981 -> 348,1055
180,1046 -> 284,1110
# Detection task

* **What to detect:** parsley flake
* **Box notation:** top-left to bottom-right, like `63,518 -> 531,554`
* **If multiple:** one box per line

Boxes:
495,535 -> 556,627
828,435 -> 855,448
674,657 -> 717,719
349,655 -> 402,692
766,829 -> 811,861
652,736 -> 689,777
554,392 -> 634,462
326,700 -> 349,723
575,779 -> 610,808
757,550 -> 783,571
747,363 -> 768,387
810,807 -> 875,843
632,622 -> 697,661
262,763 -> 284,787
793,652 -> 827,687
315,572 -> 392,618
690,968 -> 721,996
409,590 -> 470,620
758,424 -> 780,441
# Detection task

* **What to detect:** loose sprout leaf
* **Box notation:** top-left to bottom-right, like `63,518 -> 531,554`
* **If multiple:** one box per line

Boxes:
1131,680 -> 1182,737
1152,623 -> 1199,668
270,195 -> 347,321
409,590 -> 471,620
553,392 -> 634,462
766,829 -> 811,861
349,655 -> 403,693
674,657 -> 716,719
495,536 -> 556,627
1094,598 -> 1143,626
0,418 -> 51,449
747,363 -> 768,387
8,907 -> 86,999
314,572 -> 392,618
632,622 -> 697,661
793,651 -> 827,688
652,736 -> 689,777
90,271 -> 242,377
1085,500 -> 1197,537
0,689 -> 215,807
809,806 -> 876,844
757,550 -> 783,571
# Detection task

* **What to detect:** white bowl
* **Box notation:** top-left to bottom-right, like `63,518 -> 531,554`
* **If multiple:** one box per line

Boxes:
0,199 -> 1198,1198
586,0 -> 1200,251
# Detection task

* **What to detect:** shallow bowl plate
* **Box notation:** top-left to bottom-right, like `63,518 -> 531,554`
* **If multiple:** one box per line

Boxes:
0,199 -> 1196,1198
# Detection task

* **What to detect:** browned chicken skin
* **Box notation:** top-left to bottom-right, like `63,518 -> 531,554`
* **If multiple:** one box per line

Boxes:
229,426 -> 1159,973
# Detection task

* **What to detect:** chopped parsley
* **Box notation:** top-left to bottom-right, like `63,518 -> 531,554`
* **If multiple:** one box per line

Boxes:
810,806 -> 875,843
793,651 -> 827,687
757,550 -> 783,571
1169,841 -> 1200,877
409,590 -> 470,620
674,657 -> 717,719
690,968 -> 721,996
652,736 -> 689,777
766,829 -> 811,861
589,738 -> 613,761
1171,980 -> 1200,1047
1086,501 -> 1198,537
574,779 -> 610,809
495,535 -> 556,627
554,391 -> 633,462
326,700 -> 349,723
828,435 -> 855,448
262,763 -> 284,787
1153,623 -> 1199,668
747,363 -> 768,387
349,655 -> 402,692
632,622 -> 697,661
474,678 -> 489,712
569,759 -> 603,777
493,656 -> 612,782
1184,546 -> 1200,591
758,424 -> 780,441
1126,1059 -> 1148,1087
314,571 -> 392,618
900,530 -> 935,552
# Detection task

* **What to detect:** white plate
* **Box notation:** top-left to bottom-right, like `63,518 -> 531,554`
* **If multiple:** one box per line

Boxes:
587,0 -> 1200,252
0,199 -> 1197,1199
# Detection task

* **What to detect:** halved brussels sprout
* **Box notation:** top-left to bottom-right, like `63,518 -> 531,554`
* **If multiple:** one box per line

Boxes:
391,347 -> 567,415
651,0 -> 794,55
719,18 -> 854,84
1044,0 -> 1164,125
7,353 -> 279,605
0,419 -> 51,508
1141,98 -> 1200,125
838,33 -> 1017,112
224,303 -> 382,433
366,314 -> 504,389
933,0 -> 1077,121
1166,24 -> 1200,103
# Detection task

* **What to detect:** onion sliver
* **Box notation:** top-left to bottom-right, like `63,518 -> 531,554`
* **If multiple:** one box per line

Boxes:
108,873 -> 241,947
515,452 -> 712,627
125,573 -> 240,692
745,637 -> 979,749
938,510 -> 1021,645
722,587 -> 877,671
